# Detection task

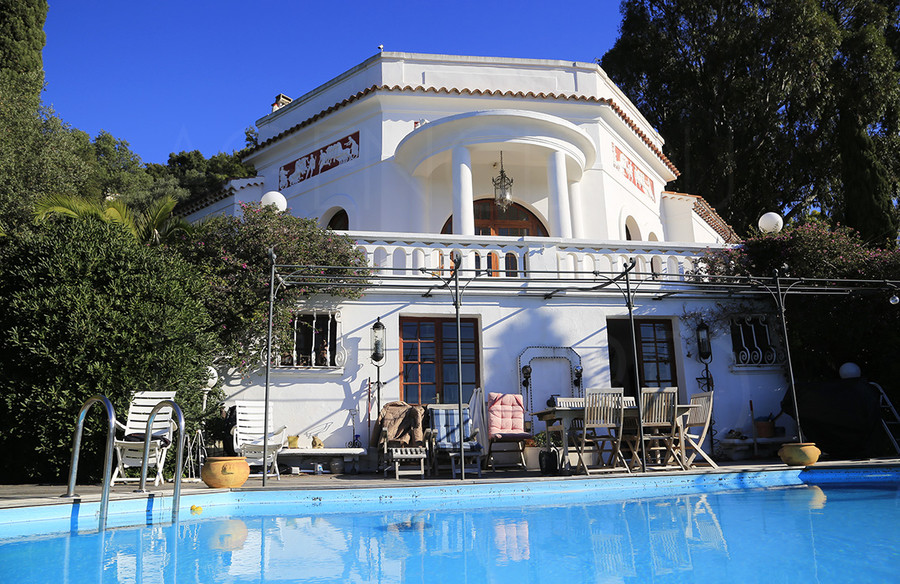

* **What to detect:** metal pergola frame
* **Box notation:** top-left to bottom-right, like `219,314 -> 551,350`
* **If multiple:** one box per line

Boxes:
261,252 -> 900,479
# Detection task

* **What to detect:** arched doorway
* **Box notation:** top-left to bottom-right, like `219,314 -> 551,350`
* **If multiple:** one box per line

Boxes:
326,209 -> 349,230
441,200 -> 548,237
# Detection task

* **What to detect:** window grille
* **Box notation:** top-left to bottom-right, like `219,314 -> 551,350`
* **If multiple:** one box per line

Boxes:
281,311 -> 341,368
730,316 -> 781,366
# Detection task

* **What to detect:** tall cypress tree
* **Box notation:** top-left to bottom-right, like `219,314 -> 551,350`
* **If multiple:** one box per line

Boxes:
840,114 -> 898,247
602,0 -> 900,238
0,0 -> 48,100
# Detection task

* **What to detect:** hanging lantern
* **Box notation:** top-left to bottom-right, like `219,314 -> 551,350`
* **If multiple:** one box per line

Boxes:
493,151 -> 513,212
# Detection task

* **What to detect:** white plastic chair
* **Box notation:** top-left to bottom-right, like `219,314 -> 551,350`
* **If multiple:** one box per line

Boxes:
232,400 -> 287,479
111,391 -> 176,486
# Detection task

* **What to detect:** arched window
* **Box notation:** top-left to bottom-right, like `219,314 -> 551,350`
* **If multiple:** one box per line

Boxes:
625,216 -> 641,241
442,200 -> 548,237
326,209 -> 349,230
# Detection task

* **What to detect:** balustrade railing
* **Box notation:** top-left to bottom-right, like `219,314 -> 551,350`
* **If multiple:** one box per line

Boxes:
349,231 -> 718,283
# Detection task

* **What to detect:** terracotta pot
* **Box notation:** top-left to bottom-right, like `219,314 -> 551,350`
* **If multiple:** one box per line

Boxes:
201,456 -> 250,488
777,442 -> 821,466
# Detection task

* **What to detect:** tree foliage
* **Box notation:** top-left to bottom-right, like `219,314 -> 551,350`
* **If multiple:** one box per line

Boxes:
0,75 -> 96,231
602,0 -> 900,240
149,150 -> 256,208
696,221 -> 900,400
0,0 -> 47,99
169,203 -> 369,372
34,192 -> 193,245
0,218 -> 220,482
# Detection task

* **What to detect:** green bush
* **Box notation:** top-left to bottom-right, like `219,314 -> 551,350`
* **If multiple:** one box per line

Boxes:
0,217 -> 219,482
170,203 -> 369,373
697,221 -> 900,395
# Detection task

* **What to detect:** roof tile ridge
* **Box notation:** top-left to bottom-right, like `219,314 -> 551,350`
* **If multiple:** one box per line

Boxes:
691,195 -> 740,243
246,84 -> 677,176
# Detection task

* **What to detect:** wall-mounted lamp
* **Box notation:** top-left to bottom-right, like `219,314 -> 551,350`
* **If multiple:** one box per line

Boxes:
696,322 -> 712,363
695,322 -> 714,392
521,365 -> 532,389
573,365 -> 583,389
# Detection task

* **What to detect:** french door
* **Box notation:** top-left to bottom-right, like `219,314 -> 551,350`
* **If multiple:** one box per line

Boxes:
400,316 -> 480,405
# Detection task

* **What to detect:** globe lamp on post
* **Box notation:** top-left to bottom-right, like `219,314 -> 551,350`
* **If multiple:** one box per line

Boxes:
261,190 -> 287,212
758,212 -> 783,234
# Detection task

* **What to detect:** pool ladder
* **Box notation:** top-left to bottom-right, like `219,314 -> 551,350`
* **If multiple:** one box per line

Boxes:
62,395 -> 187,531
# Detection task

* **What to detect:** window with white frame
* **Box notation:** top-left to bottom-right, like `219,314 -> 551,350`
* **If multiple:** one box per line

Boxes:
278,311 -> 341,368
730,316 -> 782,366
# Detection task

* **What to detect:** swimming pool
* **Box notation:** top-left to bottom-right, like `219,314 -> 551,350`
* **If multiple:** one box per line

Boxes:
1,467 -> 898,583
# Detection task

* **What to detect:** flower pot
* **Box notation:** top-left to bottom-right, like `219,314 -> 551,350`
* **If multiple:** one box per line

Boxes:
777,442 -> 821,467
201,456 -> 250,488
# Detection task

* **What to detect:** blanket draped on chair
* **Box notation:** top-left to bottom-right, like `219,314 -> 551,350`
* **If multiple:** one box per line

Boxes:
377,401 -> 426,447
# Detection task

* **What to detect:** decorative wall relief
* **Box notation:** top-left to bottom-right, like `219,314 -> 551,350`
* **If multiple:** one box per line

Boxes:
279,132 -> 360,189
612,143 -> 654,201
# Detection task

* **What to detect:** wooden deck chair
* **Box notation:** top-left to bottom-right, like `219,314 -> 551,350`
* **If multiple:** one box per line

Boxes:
428,405 -> 482,477
376,401 -> 427,479
576,388 -> 630,474
486,393 -> 531,470
111,391 -> 176,486
232,400 -> 287,479
682,392 -> 718,468
624,387 -> 685,470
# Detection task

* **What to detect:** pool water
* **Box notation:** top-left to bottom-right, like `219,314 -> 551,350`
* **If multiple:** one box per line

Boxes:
1,482 -> 899,583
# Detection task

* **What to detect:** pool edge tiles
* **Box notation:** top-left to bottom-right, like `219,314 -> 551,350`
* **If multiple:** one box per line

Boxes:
0,468 -> 816,539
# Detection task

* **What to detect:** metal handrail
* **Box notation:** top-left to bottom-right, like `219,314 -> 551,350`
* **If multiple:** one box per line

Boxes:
135,399 -> 186,524
61,395 -> 117,531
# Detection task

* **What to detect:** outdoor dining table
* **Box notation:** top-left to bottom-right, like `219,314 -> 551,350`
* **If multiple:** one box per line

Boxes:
533,402 -> 700,472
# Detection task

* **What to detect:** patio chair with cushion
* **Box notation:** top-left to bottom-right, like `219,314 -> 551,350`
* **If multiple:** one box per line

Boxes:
428,404 -> 482,477
576,387 -> 630,474
232,400 -> 287,480
376,401 -> 428,479
681,392 -> 718,468
486,392 -> 531,470
111,390 -> 177,486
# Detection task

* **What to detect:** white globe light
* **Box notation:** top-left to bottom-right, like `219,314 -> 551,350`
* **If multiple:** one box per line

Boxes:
205,365 -> 219,388
758,212 -> 783,234
839,362 -> 861,379
261,190 -> 287,212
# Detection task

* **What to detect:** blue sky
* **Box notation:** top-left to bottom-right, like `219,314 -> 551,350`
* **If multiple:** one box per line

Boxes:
42,1 -> 623,165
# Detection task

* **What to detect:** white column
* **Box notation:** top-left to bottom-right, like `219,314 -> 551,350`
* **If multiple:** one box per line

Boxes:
569,181 -> 584,239
548,150 -> 572,238
452,146 -> 475,236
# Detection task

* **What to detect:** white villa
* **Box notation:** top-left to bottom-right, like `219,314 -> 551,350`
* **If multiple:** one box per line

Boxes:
183,52 -> 791,469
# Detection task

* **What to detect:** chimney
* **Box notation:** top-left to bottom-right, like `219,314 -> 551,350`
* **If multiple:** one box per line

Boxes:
271,93 -> 293,112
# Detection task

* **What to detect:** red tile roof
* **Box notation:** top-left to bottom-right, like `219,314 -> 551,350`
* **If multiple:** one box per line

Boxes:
246,84 -> 679,176
663,191 -> 740,244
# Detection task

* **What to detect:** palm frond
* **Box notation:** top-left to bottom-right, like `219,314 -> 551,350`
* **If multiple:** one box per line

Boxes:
33,194 -> 104,222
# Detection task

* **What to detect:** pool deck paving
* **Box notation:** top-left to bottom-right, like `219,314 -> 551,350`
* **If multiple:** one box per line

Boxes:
3,456 -> 898,510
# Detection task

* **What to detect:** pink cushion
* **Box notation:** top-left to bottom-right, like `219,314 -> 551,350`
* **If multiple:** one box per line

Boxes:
488,393 -> 526,438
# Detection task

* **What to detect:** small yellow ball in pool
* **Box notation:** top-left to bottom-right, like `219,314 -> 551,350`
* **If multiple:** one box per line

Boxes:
190,505 -> 203,515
